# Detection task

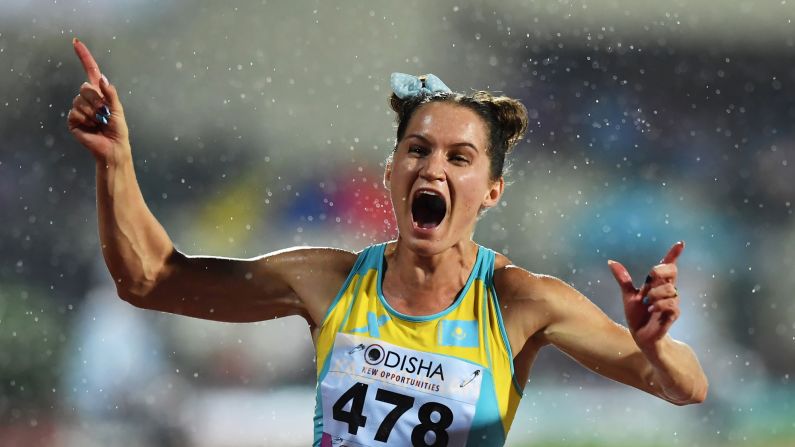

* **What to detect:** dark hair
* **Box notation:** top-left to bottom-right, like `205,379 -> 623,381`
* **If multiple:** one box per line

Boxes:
389,77 -> 528,181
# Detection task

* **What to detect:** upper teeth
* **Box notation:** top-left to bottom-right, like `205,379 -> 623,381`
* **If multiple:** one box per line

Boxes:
418,190 -> 440,197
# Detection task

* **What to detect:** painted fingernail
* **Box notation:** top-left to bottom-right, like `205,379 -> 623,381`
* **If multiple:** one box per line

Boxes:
642,296 -> 650,306
101,74 -> 109,86
95,105 -> 110,125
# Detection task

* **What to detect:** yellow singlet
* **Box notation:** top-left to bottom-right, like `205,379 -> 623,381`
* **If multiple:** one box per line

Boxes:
313,242 -> 522,446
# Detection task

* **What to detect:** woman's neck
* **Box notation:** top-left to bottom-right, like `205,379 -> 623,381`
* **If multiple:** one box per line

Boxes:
381,238 -> 478,316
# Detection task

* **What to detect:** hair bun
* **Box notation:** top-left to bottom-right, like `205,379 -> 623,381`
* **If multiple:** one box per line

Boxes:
478,93 -> 528,154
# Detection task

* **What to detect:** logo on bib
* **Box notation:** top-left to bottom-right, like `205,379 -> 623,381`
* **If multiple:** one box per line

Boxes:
321,333 -> 484,446
363,344 -> 445,380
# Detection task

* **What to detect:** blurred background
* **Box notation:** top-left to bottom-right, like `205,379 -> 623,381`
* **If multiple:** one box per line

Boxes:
1,0 -> 793,446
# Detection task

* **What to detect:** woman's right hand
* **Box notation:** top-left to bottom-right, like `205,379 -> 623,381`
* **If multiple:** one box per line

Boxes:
67,38 -> 130,164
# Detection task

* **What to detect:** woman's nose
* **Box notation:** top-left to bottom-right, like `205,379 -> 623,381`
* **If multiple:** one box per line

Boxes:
419,152 -> 445,181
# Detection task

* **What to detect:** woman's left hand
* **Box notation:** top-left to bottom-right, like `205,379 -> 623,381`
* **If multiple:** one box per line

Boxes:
607,241 -> 685,351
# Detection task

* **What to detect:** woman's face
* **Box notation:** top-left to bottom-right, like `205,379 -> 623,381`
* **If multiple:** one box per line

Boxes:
385,101 -> 504,255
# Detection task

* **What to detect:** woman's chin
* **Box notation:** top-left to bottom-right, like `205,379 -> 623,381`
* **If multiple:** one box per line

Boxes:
395,220 -> 463,256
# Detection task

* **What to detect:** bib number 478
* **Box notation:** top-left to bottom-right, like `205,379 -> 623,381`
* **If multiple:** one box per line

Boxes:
332,382 -> 453,446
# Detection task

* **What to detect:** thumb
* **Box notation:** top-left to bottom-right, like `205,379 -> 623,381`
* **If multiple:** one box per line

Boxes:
607,260 -> 638,299
97,74 -> 129,140
99,74 -> 123,116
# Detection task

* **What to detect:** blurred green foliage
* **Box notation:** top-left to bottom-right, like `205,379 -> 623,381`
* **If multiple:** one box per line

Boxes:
0,284 -> 67,418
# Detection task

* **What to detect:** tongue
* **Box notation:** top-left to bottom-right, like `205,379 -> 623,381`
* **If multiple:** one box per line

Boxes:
412,193 -> 446,229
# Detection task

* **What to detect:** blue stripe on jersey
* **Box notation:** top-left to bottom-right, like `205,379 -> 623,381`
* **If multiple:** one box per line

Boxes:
350,312 -> 390,338
466,369 -> 506,446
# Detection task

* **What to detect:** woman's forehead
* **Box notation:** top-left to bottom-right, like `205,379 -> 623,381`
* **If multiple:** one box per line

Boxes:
405,102 -> 488,149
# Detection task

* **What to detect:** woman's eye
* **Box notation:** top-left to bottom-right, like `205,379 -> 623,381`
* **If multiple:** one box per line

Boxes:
409,145 -> 426,154
451,155 -> 469,164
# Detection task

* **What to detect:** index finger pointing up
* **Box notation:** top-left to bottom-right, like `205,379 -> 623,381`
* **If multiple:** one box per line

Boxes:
72,37 -> 102,86
661,240 -> 685,264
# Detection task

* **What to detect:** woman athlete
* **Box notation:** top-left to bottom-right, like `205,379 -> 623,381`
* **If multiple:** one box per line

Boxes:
67,38 -> 707,446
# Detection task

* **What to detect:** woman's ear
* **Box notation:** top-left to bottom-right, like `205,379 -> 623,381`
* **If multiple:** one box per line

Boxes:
481,177 -> 504,209
383,159 -> 392,191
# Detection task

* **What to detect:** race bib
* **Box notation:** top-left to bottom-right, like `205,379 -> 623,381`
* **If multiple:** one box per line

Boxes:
320,333 -> 483,447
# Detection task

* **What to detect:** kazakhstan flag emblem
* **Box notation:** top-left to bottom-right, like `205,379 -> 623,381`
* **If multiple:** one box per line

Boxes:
438,320 -> 479,348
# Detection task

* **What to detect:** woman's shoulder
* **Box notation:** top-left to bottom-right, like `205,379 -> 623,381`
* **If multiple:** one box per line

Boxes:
490,253 -> 571,349
264,246 -> 359,279
491,252 -> 566,305
262,246 -> 361,326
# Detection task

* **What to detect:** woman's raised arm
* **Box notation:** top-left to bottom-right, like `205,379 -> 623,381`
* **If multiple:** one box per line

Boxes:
498,242 -> 708,405
67,38 -> 354,325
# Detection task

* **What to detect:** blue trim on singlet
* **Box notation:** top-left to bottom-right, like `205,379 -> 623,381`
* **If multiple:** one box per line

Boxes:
375,242 -> 484,322
466,369 -> 507,446
318,248 -> 369,326
480,252 -> 494,365
312,384 -> 324,446
466,249 -> 507,446
484,247 -> 524,395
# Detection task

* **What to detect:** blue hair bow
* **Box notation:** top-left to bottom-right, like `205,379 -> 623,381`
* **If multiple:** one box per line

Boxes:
390,72 -> 452,99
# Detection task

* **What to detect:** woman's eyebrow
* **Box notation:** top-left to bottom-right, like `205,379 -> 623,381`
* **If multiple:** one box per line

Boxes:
405,133 -> 431,144
450,141 -> 479,152
405,133 -> 479,152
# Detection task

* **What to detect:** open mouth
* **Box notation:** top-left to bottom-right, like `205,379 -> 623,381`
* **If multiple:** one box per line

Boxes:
411,190 -> 447,229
